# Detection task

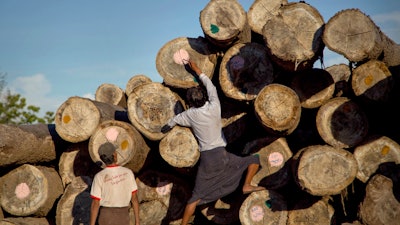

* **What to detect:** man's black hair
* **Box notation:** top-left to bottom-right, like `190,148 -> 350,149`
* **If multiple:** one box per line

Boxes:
98,142 -> 116,165
186,85 -> 208,108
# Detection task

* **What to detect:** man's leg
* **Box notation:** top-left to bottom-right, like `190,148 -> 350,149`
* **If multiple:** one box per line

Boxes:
181,199 -> 201,225
242,163 -> 265,194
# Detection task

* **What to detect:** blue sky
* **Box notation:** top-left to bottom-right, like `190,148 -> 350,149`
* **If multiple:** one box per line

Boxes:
0,0 -> 399,116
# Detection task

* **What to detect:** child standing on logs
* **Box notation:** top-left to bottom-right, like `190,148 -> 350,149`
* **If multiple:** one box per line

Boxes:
89,142 -> 140,225
161,58 -> 265,225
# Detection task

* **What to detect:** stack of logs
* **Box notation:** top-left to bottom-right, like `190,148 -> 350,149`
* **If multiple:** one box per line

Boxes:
1,0 -> 400,224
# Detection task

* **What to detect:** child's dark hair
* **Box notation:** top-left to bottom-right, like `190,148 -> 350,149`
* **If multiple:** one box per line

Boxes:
100,153 -> 114,165
186,86 -> 208,108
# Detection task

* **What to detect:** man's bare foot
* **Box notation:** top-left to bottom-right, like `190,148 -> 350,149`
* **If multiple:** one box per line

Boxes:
243,184 -> 265,194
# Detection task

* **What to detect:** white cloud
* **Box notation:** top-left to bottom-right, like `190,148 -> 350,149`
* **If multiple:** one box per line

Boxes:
9,74 -> 63,116
324,55 -> 348,68
11,74 -> 51,96
372,11 -> 400,25
82,92 -> 95,100
372,11 -> 400,43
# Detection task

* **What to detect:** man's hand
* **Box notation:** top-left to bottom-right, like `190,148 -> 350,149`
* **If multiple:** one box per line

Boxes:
184,59 -> 202,84
187,60 -> 202,76
161,124 -> 172,133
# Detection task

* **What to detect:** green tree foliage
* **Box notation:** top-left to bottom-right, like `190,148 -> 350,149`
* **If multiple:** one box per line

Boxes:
0,73 -> 55,124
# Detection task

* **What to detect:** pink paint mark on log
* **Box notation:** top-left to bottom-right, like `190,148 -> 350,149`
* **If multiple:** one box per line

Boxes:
106,127 -> 119,142
250,205 -> 264,222
173,49 -> 190,65
15,183 -> 30,199
268,152 -> 284,167
156,182 -> 172,196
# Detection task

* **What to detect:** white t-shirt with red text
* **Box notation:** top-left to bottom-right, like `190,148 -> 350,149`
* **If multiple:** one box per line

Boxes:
90,165 -> 138,207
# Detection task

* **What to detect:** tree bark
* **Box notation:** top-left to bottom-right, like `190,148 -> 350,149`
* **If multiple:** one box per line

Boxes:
0,124 -> 57,167
55,176 -> 92,225
136,170 -> 192,225
58,141 -> 100,187
0,217 -> 50,225
381,35 -> 400,67
0,164 -> 63,217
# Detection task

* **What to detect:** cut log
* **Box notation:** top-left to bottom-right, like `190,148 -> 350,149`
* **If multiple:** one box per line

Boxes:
341,221 -> 363,225
287,197 -> 334,225
239,190 -> 287,225
95,83 -> 127,108
58,142 -> 100,187
220,97 -> 252,145
292,145 -> 358,196
287,107 -> 325,151
0,124 -> 57,167
243,137 -> 292,189
219,42 -> 275,101
262,2 -> 325,71
316,97 -> 369,148
381,35 -> 400,67
59,150 -> 82,187
159,126 -> 199,168
0,164 -> 63,217
156,36 -> 217,88
222,111 -> 249,145
323,9 -> 388,63
290,68 -> 335,109
353,135 -> 400,183
127,82 -> 186,141
351,60 -> 393,102
200,0 -> 251,49
88,120 -> 150,173
254,83 -> 301,135
247,0 -> 288,35
55,96 -> 128,143
325,63 -> 351,97
125,74 -> 152,96
136,170 -> 191,225
55,176 -> 92,225
0,217 -> 50,225
359,174 -> 400,225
